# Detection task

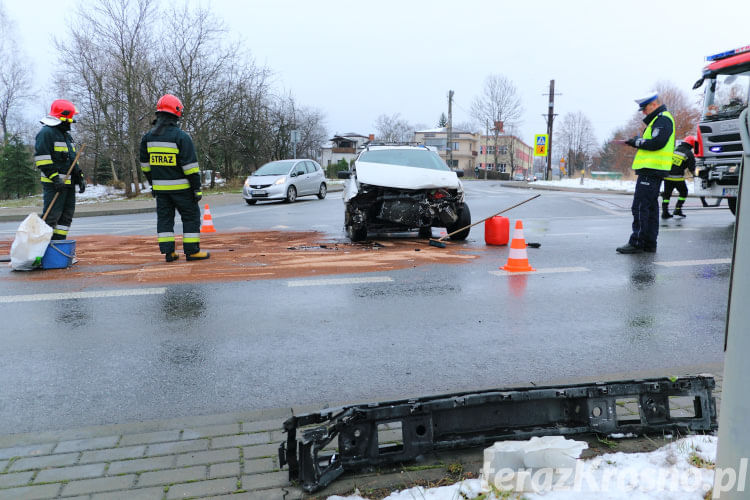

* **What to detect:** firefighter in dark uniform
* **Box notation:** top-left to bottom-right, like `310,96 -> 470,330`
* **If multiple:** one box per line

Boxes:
661,136 -> 696,219
616,91 -> 675,254
34,99 -> 86,239
139,94 -> 209,262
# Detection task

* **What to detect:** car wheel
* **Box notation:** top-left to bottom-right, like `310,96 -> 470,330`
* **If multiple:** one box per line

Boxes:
418,226 -> 432,238
317,183 -> 327,199
728,197 -> 737,215
285,185 -> 297,203
245,199 -> 257,205
346,223 -> 367,242
447,203 -> 471,240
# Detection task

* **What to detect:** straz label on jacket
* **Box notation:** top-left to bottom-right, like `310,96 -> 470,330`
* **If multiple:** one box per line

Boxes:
150,153 -> 177,166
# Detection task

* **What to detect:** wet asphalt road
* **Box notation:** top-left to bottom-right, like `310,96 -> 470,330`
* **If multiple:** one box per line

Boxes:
0,183 -> 734,434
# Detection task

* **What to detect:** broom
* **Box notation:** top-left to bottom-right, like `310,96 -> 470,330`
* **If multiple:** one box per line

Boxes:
429,194 -> 541,248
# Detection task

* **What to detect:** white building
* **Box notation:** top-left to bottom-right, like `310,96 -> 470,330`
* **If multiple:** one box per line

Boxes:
319,133 -> 371,167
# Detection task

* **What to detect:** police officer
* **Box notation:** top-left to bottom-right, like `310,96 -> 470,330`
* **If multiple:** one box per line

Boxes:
616,91 -> 675,254
34,99 -> 86,239
139,94 -> 209,262
662,136 -> 696,218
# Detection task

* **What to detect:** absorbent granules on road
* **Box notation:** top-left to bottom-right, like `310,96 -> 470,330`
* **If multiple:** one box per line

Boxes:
0,231 -> 477,285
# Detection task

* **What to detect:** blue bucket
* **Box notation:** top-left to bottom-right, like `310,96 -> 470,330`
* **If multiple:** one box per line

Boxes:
41,240 -> 76,269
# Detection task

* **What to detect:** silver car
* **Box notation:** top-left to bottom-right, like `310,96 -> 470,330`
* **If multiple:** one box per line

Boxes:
243,159 -> 327,205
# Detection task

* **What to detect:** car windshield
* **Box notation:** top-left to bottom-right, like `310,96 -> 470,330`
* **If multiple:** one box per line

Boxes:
253,161 -> 294,176
358,149 -> 451,171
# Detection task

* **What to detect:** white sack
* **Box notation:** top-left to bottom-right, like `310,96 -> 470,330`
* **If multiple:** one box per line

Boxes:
10,213 -> 53,271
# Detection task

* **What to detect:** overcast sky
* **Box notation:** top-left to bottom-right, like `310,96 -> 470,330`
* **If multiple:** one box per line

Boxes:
5,0 -> 750,147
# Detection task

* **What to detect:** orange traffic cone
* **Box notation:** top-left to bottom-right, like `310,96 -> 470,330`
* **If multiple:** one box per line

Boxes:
200,204 -> 216,233
501,220 -> 535,272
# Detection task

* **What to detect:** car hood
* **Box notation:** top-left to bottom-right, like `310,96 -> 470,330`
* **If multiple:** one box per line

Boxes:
354,161 -> 461,190
248,174 -> 286,184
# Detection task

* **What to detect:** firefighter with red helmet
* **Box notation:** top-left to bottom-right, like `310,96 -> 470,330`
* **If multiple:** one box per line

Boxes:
139,94 -> 209,262
661,136 -> 697,218
34,99 -> 85,240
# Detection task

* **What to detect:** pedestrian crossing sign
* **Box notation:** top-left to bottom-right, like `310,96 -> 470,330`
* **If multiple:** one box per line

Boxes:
534,134 -> 548,157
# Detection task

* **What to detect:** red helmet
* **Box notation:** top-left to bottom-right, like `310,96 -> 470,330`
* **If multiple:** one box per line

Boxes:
683,136 -> 697,147
156,94 -> 183,117
49,99 -> 78,122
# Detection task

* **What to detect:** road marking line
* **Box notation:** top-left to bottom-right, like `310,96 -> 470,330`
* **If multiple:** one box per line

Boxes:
0,287 -> 167,303
655,258 -> 731,267
287,276 -> 393,287
489,266 -> 589,277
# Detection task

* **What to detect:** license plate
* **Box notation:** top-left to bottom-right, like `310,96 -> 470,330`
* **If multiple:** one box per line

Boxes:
722,188 -> 738,197
251,190 -> 267,196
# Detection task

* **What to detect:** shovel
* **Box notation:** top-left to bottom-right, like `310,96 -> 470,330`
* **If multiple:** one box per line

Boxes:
429,194 -> 541,248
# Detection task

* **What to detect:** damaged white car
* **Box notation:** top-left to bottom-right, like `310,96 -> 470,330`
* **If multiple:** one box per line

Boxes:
337,145 -> 471,241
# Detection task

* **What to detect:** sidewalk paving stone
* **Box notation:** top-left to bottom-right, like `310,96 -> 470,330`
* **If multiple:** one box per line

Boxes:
90,486 -> 164,500
175,448 -> 240,468
0,483 -> 61,499
209,462 -> 241,479
210,434 -> 268,449
54,436 -> 120,454
166,477 -> 237,499
8,452 -> 79,471
119,431 -> 181,447
34,463 -> 106,483
241,458 -> 275,475
182,424 -> 240,440
241,443 -> 279,460
137,465 -> 206,487
61,474 -> 136,496
80,445 -> 146,463
146,439 -> 209,456
0,444 -> 55,460
241,471 -> 288,490
0,470 -> 34,488
107,455 -> 175,474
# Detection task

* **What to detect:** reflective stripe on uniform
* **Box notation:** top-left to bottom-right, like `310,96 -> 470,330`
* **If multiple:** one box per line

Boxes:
56,225 -> 70,232
41,174 -> 72,184
182,162 -> 199,175
140,162 -> 151,173
147,141 -> 179,153
53,228 -> 68,236
53,141 -> 68,152
183,233 -> 200,243
35,154 -> 53,166
158,232 -> 175,243
664,176 -> 685,181
152,179 -> 190,190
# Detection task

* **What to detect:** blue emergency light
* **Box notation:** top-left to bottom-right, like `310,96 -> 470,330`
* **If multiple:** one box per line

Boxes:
706,45 -> 750,61
710,146 -> 722,153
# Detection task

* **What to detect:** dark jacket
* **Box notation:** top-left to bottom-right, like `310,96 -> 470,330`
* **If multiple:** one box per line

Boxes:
668,141 -> 696,178
139,115 -> 201,192
34,125 -> 80,185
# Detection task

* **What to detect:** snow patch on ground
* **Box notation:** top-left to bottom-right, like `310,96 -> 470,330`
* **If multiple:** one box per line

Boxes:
329,436 -> 720,500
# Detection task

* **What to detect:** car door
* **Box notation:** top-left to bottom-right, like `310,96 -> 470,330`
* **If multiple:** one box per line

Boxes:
304,161 -> 319,194
291,160 -> 307,194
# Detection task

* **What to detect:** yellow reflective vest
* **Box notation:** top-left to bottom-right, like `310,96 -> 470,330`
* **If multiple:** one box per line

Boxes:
632,111 -> 675,173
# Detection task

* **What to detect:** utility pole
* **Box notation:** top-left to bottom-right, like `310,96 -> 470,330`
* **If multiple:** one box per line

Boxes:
447,90 -> 454,169
542,80 -> 560,180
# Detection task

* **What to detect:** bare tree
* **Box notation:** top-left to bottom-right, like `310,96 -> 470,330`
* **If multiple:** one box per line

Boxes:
556,111 -> 596,177
0,5 -> 34,143
57,0 -> 156,196
374,113 -> 413,142
471,74 -> 523,169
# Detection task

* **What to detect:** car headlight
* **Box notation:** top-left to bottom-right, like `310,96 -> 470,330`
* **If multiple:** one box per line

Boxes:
274,176 -> 287,185
244,178 -> 251,187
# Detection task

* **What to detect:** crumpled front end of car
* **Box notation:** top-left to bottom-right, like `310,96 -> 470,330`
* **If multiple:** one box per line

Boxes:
346,184 -> 464,232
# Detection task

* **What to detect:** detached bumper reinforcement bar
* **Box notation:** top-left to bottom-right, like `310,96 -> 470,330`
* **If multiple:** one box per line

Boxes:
279,375 -> 717,493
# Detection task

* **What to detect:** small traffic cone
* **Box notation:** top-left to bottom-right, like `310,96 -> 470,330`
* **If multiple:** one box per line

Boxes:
501,220 -> 535,272
200,204 -> 216,233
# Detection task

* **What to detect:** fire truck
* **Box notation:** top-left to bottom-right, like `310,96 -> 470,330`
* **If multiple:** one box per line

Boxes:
692,45 -> 750,215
